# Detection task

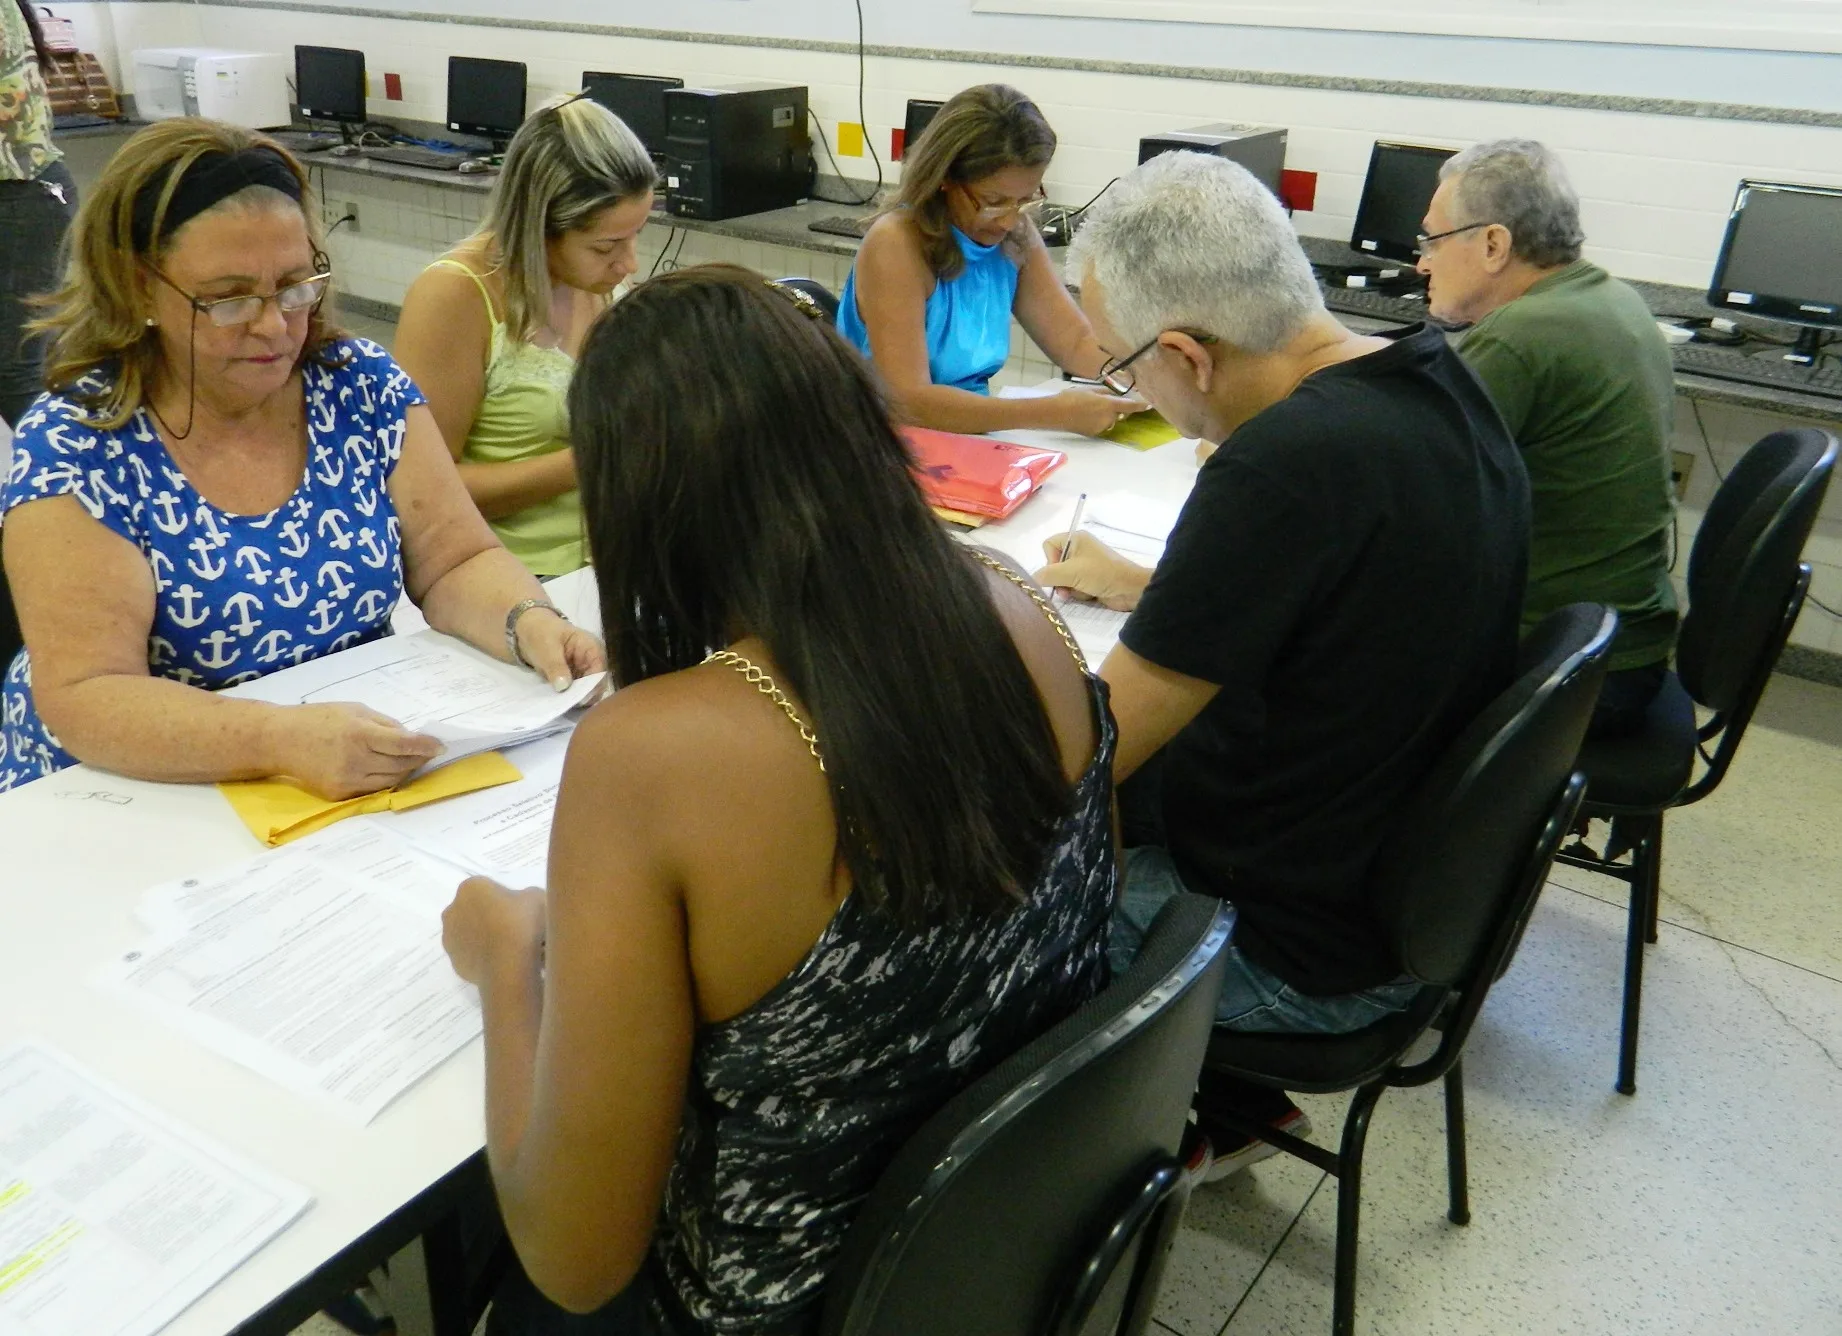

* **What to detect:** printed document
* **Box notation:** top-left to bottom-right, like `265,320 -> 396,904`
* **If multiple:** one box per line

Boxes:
99,826 -> 481,1125
0,1042 -> 308,1336
1046,491 -> 1186,664
384,733 -> 570,891
224,628 -> 604,771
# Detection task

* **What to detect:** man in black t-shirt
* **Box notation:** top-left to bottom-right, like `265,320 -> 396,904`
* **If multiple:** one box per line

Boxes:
1038,152 -> 1529,1178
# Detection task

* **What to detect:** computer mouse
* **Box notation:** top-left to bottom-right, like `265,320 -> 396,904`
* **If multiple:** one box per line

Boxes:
329,144 -> 360,157
458,159 -> 491,174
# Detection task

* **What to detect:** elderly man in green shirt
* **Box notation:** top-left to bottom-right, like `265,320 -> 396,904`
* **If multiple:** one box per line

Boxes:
1418,138 -> 1678,736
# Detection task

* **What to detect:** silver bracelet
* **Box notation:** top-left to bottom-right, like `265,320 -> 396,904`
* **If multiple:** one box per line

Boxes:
505,598 -> 565,669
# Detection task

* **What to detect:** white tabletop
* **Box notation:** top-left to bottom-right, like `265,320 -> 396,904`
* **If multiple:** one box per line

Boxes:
0,430 -> 1196,1334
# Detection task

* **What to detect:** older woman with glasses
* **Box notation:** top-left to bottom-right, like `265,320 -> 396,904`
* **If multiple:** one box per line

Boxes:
835,84 -> 1144,436
0,118 -> 602,794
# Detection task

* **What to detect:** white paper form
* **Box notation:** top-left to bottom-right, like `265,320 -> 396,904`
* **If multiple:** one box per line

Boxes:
1045,491 -> 1187,664
98,828 -> 482,1126
0,1042 -> 309,1336
382,733 -> 570,891
224,628 -> 605,770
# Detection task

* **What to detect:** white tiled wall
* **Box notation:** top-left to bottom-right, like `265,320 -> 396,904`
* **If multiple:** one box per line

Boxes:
85,1 -> 1842,288
70,1 -> 1842,653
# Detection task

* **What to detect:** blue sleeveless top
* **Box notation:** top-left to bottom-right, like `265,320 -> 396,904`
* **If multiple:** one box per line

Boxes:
0,338 -> 416,790
838,225 -> 1019,394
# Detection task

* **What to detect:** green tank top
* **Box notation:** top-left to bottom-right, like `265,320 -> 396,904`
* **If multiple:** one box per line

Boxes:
429,258 -> 586,577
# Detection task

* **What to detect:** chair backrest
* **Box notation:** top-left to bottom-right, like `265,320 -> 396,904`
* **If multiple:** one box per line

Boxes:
773,276 -> 841,324
1372,603 -> 1617,991
821,893 -> 1230,1336
1678,428 -> 1837,713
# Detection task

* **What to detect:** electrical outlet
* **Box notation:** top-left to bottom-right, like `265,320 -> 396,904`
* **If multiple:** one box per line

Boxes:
1670,448 -> 1695,500
325,200 -> 359,234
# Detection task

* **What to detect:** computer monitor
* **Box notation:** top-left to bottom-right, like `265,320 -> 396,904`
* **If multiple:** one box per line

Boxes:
1709,179 -> 1842,365
582,71 -> 684,158
902,99 -> 943,158
295,45 -> 366,128
1349,141 -> 1457,264
447,56 -> 527,144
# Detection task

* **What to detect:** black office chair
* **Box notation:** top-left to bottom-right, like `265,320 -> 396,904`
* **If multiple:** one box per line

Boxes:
1557,427 -> 1837,1094
1200,603 -> 1616,1336
821,892 -> 1231,1336
772,276 -> 840,324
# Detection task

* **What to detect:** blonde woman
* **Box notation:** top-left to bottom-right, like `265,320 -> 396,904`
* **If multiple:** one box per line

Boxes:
0,119 -> 603,794
837,84 -> 1143,436
395,94 -> 655,578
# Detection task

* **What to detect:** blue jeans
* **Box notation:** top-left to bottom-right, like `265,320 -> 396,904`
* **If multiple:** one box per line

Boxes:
1112,846 -> 1420,1034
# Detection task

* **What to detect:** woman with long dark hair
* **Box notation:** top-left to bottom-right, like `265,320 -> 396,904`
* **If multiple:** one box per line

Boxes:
441,265 -> 1119,1334
835,83 -> 1142,436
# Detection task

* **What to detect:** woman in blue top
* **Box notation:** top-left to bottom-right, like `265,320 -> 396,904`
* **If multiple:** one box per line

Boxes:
0,119 -> 602,795
837,84 -> 1145,436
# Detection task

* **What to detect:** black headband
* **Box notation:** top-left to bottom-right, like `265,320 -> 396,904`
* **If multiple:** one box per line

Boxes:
129,147 -> 303,253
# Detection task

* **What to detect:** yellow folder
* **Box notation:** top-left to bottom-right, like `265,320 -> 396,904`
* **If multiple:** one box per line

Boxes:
218,751 -> 523,847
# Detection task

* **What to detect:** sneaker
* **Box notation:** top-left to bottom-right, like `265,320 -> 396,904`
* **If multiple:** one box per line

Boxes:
1180,1120 -> 1215,1184
1194,1105 -> 1311,1183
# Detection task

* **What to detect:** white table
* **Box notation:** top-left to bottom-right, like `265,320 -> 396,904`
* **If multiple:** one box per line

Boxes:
0,433 -> 1196,1335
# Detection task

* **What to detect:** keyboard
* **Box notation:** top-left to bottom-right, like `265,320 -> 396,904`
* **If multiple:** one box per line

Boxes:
808,214 -> 874,239
266,129 -> 340,154
362,145 -> 468,171
1671,343 -> 1842,400
53,112 -> 115,130
1321,284 -> 1435,325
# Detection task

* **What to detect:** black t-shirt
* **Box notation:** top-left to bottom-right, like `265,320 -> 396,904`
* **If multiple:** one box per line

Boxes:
1121,323 -> 1530,995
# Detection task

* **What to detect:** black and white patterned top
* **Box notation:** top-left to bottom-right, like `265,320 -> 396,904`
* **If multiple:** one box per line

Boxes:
655,675 -> 1119,1333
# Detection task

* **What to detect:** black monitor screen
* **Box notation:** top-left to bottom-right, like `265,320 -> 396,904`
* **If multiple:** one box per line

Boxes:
1710,181 -> 1842,327
903,99 -> 943,156
582,72 -> 683,155
448,56 -> 527,139
1350,141 -> 1457,264
296,45 -> 365,125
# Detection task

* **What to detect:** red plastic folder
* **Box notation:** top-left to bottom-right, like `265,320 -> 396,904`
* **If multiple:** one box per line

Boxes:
903,426 -> 1066,521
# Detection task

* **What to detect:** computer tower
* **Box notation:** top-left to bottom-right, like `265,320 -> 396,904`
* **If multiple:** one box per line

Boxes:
663,82 -> 812,220
1137,123 -> 1287,199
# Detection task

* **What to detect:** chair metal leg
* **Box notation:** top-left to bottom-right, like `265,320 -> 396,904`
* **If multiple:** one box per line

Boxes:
1645,815 -> 1664,944
1617,814 -> 1659,1095
1443,1062 -> 1470,1227
1332,1082 -> 1386,1336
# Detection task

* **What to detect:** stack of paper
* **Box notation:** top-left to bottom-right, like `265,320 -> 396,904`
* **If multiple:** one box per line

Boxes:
0,1042 -> 309,1336
97,823 -> 485,1126
226,628 -> 605,774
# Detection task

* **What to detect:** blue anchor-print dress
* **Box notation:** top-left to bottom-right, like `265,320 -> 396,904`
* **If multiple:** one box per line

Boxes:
0,338 -> 421,790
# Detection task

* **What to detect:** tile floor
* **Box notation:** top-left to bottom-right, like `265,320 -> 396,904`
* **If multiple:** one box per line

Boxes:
299,305 -> 1842,1332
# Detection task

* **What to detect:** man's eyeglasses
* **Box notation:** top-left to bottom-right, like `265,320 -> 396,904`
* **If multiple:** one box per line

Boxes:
1097,329 -> 1218,395
148,262 -> 332,328
1414,220 -> 1494,253
960,184 -> 1047,224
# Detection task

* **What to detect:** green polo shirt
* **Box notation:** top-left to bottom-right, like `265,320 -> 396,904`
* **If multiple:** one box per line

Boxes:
1459,259 -> 1679,671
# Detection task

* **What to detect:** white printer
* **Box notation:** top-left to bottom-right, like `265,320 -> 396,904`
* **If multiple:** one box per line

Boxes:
132,48 -> 290,128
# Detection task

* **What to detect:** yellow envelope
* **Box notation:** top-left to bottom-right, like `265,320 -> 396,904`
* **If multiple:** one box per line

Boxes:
1103,410 -> 1183,451
218,751 -> 524,847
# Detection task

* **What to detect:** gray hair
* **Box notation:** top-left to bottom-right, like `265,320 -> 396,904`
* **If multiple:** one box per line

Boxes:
475,94 -> 657,344
1439,139 -> 1584,268
1067,151 -> 1322,355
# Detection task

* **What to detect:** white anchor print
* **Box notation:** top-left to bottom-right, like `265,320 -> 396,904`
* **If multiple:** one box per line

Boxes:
305,598 -> 343,636
149,492 -> 189,536
234,546 -> 273,586
278,517 -> 311,558
146,548 -> 175,593
352,587 -> 390,623
221,591 -> 263,637
318,560 -> 356,601
273,566 -> 309,608
317,508 -> 353,550
169,584 -> 209,629
253,628 -> 294,664
193,630 -> 242,672
186,535 -> 227,580
355,527 -> 390,569
313,442 -> 344,487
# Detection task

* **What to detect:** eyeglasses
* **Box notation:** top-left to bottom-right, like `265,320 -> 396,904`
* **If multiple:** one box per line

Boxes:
1097,329 -> 1219,395
960,184 -> 1048,223
1414,221 -> 1494,253
147,262 -> 332,327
